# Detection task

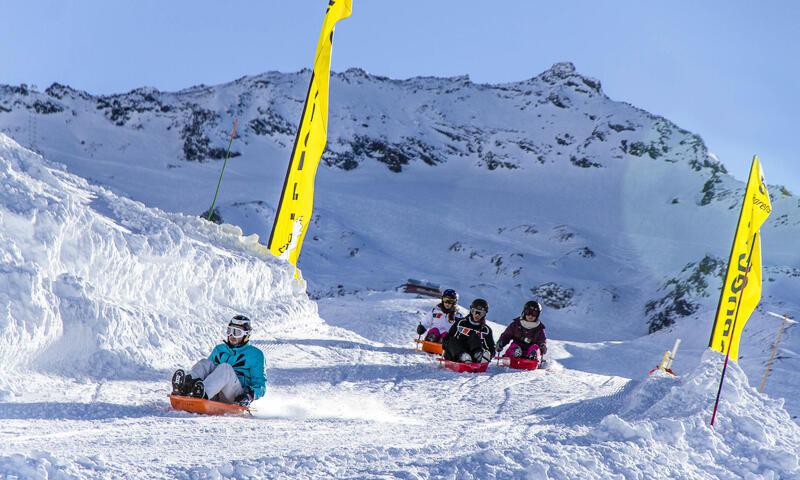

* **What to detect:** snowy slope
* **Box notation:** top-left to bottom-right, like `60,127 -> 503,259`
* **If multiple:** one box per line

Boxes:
1,63 -> 798,416
0,136 -> 800,479
1,134 -> 800,478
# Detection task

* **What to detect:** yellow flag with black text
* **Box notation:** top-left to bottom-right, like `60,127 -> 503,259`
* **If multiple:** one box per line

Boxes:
267,0 -> 352,275
708,156 -> 771,361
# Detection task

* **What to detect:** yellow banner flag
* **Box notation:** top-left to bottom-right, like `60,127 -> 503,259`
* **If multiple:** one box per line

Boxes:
267,0 -> 352,274
708,156 -> 772,360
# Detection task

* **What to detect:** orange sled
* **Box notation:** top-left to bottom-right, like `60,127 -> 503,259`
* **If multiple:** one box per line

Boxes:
497,357 -> 540,370
437,358 -> 489,373
414,339 -> 444,355
168,394 -> 249,416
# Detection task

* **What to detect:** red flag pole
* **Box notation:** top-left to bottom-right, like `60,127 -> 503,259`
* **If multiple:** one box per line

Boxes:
710,346 -> 733,426
710,232 -> 759,427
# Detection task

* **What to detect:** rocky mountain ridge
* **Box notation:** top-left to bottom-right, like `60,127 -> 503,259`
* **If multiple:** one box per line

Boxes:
0,63 -> 797,340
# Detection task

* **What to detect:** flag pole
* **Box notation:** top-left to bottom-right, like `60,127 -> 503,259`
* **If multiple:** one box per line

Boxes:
710,232 -> 758,427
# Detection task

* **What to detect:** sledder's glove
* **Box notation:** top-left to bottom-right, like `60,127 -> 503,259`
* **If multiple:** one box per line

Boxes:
236,389 -> 254,407
416,324 -> 427,336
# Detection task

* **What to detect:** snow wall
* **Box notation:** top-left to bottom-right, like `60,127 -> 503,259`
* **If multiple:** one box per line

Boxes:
0,133 -> 317,390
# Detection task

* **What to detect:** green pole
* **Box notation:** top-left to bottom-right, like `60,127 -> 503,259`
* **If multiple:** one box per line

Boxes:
207,119 -> 239,221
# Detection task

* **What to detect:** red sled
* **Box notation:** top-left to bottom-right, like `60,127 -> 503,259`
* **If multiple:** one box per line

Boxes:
437,358 -> 489,373
168,394 -> 249,416
414,338 -> 444,355
498,357 -> 539,370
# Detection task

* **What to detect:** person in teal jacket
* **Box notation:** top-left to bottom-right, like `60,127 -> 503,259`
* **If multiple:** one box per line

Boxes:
171,315 -> 266,406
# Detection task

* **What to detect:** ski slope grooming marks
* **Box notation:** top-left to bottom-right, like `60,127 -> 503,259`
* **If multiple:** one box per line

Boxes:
2,135 -> 800,478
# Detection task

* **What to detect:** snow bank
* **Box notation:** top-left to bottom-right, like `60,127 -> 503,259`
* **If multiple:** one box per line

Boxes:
0,451 -> 82,480
0,134 -> 317,388
589,351 -> 800,478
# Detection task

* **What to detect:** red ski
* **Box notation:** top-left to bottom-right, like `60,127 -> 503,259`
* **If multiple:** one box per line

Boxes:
437,358 -> 489,373
168,395 -> 249,416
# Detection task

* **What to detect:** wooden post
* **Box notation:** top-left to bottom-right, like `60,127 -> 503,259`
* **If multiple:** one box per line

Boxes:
759,312 -> 797,393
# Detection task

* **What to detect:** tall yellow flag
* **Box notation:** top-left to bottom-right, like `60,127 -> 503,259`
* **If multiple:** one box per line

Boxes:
267,0 -> 352,274
708,156 -> 772,361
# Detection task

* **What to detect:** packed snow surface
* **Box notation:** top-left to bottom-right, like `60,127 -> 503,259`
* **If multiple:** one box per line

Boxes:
1,133 -> 800,478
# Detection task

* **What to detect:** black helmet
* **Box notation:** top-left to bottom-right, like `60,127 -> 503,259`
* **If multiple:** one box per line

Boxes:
522,301 -> 542,318
470,298 -> 489,312
442,288 -> 458,302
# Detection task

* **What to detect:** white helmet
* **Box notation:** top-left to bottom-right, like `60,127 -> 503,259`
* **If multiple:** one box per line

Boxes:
226,314 -> 252,345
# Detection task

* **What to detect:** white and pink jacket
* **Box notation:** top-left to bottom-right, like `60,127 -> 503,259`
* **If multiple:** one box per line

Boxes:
426,302 -> 468,335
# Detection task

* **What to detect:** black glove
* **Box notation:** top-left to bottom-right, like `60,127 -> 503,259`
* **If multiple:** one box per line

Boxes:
236,390 -> 254,407
416,324 -> 427,336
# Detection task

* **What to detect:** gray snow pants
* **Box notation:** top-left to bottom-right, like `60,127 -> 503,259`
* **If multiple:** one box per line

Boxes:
189,359 -> 244,403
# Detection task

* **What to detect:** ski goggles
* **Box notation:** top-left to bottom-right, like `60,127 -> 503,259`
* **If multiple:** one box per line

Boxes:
524,308 -> 540,317
442,298 -> 457,305
471,308 -> 487,316
227,326 -> 248,338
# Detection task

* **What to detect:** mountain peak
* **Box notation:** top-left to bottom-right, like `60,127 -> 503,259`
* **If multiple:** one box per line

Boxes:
549,61 -> 577,75
535,62 -> 603,95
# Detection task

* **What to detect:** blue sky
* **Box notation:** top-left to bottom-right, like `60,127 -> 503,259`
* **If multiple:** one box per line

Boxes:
1,1 -> 797,191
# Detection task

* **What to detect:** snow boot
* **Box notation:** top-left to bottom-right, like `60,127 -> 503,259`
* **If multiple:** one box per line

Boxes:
512,346 -> 523,358
458,352 -> 473,363
171,369 -> 188,395
476,350 -> 492,363
190,380 -> 207,399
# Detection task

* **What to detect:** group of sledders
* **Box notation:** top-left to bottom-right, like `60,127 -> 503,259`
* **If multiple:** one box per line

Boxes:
167,290 -> 542,408
416,289 -> 547,365
171,315 -> 267,407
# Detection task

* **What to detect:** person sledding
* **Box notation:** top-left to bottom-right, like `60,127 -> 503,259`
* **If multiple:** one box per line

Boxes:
496,300 -> 547,361
415,288 -> 468,343
171,315 -> 266,406
442,298 -> 496,363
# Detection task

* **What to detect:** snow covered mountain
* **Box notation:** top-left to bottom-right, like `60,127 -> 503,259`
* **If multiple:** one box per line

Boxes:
1,131 -> 799,478
1,62 -> 798,359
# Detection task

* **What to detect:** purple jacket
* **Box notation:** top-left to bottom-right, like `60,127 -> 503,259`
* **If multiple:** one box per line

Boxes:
497,317 -> 547,354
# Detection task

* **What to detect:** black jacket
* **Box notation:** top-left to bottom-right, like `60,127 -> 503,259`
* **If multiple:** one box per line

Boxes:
443,315 -> 496,359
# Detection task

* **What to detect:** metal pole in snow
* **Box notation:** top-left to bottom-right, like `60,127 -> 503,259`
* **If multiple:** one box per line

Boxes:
758,312 -> 797,393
